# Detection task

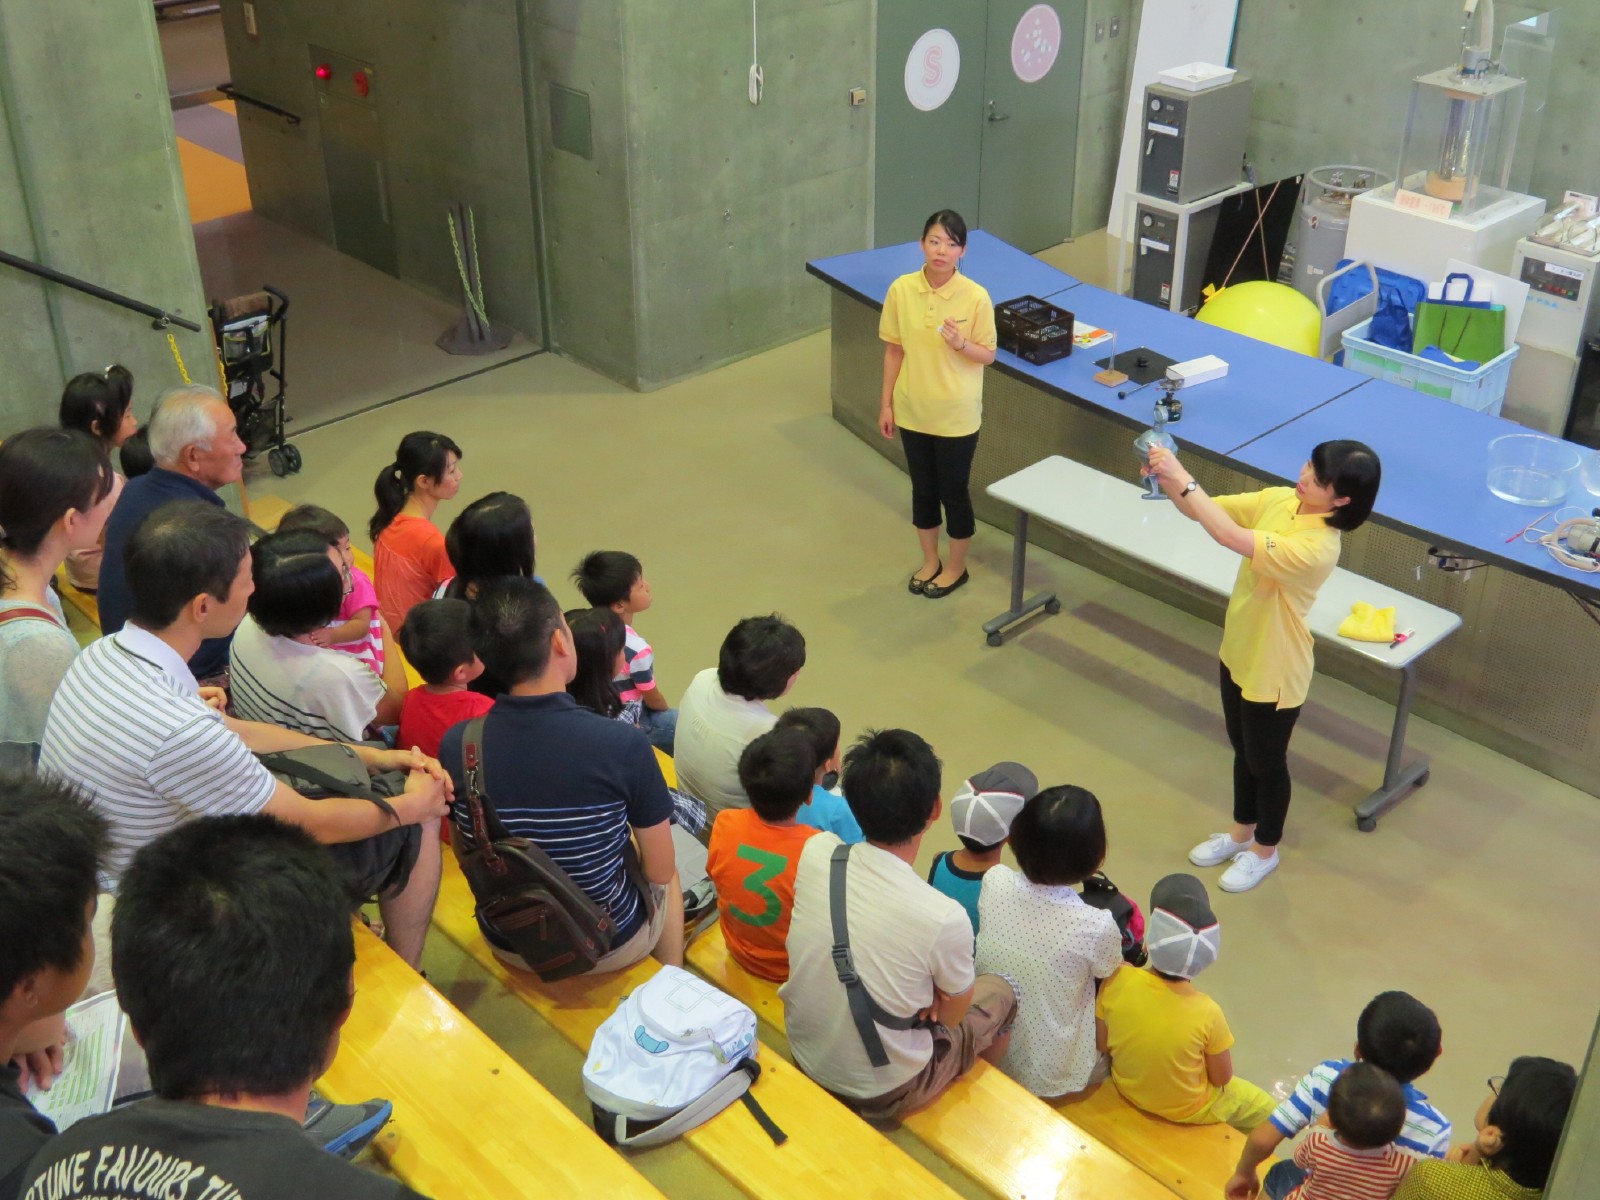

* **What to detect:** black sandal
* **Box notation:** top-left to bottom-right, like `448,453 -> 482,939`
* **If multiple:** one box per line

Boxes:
923,569 -> 970,599
908,560 -> 942,595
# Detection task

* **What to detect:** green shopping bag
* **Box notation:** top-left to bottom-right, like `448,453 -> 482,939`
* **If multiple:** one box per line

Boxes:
1411,272 -> 1506,363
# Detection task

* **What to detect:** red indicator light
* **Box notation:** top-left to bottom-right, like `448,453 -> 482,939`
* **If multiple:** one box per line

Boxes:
314,64 -> 332,80
352,70 -> 370,97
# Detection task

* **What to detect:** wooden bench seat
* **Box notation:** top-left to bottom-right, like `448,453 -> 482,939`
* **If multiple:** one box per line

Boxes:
1051,1082 -> 1263,1200
686,921 -> 1172,1200
320,922 -> 666,1199
431,857 -> 966,1200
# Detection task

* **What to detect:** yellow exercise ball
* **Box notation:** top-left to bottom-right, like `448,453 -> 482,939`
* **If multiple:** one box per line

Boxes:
1195,281 -> 1321,356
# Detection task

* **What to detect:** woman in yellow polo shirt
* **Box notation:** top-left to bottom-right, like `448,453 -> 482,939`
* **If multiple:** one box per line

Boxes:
878,210 -> 998,599
1146,440 -> 1381,892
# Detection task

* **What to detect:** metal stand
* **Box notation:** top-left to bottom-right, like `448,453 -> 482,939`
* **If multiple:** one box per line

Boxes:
1353,663 -> 1431,831
982,511 -> 1062,647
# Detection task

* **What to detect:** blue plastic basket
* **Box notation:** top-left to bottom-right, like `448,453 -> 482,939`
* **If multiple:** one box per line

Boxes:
1340,318 -> 1518,417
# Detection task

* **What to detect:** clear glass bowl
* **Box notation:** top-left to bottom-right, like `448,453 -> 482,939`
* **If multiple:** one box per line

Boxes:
1486,434 -> 1582,507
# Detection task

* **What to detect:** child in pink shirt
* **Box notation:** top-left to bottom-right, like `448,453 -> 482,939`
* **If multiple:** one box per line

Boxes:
276,505 -> 385,675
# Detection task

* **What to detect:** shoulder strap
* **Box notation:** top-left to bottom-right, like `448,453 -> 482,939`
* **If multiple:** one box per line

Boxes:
608,1060 -> 786,1148
828,843 -> 925,1070
460,716 -> 513,875
0,605 -> 64,629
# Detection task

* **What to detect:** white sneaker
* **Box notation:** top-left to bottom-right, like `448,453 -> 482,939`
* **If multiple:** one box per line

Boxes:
1219,849 -> 1279,893
1188,832 -> 1254,867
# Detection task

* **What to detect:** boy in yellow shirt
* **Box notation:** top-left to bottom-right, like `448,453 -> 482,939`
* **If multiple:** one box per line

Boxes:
1096,873 -> 1274,1131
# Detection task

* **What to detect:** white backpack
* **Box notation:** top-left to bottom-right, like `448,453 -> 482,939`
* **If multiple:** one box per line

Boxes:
582,965 -> 785,1147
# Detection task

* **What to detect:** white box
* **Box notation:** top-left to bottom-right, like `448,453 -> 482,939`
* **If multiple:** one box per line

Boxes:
1168,355 -> 1229,387
1157,63 -> 1237,92
1345,186 -> 1545,283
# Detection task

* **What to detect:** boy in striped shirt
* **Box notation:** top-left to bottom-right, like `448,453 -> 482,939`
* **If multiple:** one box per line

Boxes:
1227,991 -> 1450,1199
1285,1062 -> 1415,1200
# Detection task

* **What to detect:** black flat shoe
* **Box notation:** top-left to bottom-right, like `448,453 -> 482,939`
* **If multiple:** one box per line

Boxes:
922,569 -> 969,599
908,560 -> 942,595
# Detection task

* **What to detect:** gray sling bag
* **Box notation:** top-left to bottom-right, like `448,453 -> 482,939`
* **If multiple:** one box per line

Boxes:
828,842 -> 934,1068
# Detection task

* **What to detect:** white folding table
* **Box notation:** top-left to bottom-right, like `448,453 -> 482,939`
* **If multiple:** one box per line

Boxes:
984,456 -> 1463,830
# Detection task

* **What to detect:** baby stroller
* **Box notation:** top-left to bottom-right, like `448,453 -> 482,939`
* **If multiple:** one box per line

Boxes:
209,285 -> 300,476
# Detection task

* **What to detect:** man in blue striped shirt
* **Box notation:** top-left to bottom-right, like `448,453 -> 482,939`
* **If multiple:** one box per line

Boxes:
440,577 -> 684,974
1225,991 -> 1451,1199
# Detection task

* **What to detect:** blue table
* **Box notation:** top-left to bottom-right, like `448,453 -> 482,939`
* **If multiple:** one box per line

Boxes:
805,229 -> 1080,312
1008,282 -> 1366,459
1231,378 -> 1600,596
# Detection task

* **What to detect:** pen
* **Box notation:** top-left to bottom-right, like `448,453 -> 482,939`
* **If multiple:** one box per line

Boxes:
1389,628 -> 1415,648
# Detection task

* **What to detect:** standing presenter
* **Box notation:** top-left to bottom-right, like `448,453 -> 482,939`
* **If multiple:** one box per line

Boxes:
1145,441 -> 1381,892
879,210 -> 997,599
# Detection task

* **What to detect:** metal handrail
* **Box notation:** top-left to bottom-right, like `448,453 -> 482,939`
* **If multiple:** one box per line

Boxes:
0,248 -> 203,332
217,83 -> 302,126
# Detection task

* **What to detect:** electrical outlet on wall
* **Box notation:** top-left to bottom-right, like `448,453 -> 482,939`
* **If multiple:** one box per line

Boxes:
1109,15 -> 1121,37
243,1 -> 258,37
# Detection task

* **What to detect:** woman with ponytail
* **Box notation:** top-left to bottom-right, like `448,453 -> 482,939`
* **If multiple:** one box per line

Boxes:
369,431 -> 462,632
58,364 -> 137,589
0,428 -> 118,771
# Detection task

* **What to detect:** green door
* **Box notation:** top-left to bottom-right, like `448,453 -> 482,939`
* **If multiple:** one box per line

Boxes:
874,1 -> 988,246
977,1 -> 1084,252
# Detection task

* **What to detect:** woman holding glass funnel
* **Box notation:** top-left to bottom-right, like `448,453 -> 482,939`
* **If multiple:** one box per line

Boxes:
1143,440 -> 1381,892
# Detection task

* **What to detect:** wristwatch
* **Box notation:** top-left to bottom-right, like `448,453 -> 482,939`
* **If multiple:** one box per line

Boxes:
1180,479 -> 1200,497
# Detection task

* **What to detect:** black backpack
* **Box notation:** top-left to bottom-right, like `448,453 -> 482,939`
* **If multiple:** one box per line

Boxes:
452,716 -> 650,981
1079,872 -> 1148,966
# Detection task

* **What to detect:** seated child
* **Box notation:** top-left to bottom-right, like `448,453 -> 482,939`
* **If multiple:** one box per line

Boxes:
571,550 -> 676,752
926,763 -> 1036,935
704,727 -> 821,980
1395,1056 -> 1576,1200
18,815 -> 425,1200
1096,873 -> 1275,1132
565,606 -> 636,724
778,706 -> 863,844
974,785 -> 1124,1098
1282,1062 -> 1414,1200
396,598 -> 495,760
277,503 -> 386,677
1229,991 -> 1451,1200
0,778 -> 107,1199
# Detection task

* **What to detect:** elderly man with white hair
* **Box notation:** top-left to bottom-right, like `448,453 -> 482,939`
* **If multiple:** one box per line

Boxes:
98,384 -> 246,683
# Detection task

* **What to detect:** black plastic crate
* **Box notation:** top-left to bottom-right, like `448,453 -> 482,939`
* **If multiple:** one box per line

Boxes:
996,295 -> 1075,364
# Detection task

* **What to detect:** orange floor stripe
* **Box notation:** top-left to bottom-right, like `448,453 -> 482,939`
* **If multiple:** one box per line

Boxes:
177,135 -> 251,224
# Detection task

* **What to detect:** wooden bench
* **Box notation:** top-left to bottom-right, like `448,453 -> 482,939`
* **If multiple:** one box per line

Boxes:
320,922 -> 666,1199
686,922 -> 1173,1200
984,455 -> 1462,830
244,491 -> 295,534
1050,1083 -> 1263,1200
431,857 -> 967,1200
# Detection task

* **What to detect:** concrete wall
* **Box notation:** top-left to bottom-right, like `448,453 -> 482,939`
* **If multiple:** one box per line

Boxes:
218,0 -> 545,340
0,0 -> 213,433
1234,1 -> 1597,206
1072,0 -> 1137,237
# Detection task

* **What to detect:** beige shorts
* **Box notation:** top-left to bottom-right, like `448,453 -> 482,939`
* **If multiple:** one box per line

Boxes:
853,973 -> 1018,1121
491,882 -> 668,977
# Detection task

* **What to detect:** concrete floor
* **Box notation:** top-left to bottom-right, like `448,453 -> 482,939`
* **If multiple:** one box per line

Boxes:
246,286 -> 1600,1194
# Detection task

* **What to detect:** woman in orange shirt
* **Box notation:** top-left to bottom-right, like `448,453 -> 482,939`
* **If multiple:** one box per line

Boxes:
369,430 -> 463,632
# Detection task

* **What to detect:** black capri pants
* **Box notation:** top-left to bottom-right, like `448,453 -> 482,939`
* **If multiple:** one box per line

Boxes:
900,427 -> 980,540
1219,662 -> 1302,847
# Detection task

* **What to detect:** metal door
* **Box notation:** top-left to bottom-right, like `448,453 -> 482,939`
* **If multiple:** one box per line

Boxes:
873,1 -> 988,246
313,46 -> 397,278
976,1 -> 1083,251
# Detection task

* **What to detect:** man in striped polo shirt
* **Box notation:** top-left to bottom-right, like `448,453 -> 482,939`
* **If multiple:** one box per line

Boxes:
39,501 -> 450,970
1227,991 -> 1451,1199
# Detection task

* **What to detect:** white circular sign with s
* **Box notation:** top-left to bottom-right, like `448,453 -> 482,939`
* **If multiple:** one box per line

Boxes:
904,28 -> 960,112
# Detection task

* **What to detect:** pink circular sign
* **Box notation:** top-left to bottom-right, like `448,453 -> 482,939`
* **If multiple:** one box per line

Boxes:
1011,4 -> 1061,84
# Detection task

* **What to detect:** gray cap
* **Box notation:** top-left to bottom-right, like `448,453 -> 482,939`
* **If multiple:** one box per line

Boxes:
949,762 -> 1038,847
1146,873 -> 1221,980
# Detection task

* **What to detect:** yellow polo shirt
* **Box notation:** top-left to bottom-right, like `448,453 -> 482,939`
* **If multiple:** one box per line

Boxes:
1214,488 -> 1342,709
879,269 -> 997,437
1096,966 -> 1234,1121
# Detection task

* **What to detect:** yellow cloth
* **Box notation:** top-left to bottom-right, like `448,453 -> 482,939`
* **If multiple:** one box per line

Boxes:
1338,602 -> 1396,643
879,268 -> 997,437
1214,488 -> 1342,709
1168,1076 -> 1276,1133
1395,1160 -> 1542,1200
1095,967 -> 1235,1122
